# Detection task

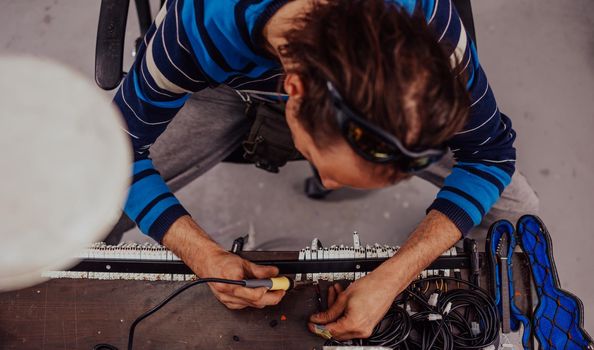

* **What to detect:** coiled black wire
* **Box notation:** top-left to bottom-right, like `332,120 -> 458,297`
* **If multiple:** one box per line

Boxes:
326,276 -> 500,350
368,304 -> 412,348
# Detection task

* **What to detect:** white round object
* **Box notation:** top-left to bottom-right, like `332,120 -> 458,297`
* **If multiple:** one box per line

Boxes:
0,56 -> 131,291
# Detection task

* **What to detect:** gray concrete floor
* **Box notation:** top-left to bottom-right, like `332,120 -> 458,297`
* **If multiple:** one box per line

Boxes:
1,0 -> 593,334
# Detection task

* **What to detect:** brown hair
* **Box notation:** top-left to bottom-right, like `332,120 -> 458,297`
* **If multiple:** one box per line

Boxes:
279,0 -> 470,154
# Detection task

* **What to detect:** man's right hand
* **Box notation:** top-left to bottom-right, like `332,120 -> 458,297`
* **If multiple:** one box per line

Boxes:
192,248 -> 286,309
162,215 -> 286,309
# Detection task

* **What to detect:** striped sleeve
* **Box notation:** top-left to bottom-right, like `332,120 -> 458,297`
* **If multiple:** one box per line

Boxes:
114,0 -> 209,241
422,0 -> 516,235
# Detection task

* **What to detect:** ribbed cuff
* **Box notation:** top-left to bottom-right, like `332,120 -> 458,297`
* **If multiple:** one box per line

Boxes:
252,0 -> 291,57
427,198 -> 475,236
147,204 -> 190,243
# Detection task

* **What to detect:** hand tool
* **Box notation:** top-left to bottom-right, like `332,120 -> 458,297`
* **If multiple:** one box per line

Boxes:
496,231 -> 512,333
464,238 -> 481,287
487,220 -> 533,348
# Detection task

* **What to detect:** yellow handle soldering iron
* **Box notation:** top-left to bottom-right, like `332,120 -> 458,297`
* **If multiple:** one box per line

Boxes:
243,276 -> 313,291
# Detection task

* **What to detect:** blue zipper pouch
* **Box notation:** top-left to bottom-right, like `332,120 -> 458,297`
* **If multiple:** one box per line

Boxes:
487,220 -> 533,349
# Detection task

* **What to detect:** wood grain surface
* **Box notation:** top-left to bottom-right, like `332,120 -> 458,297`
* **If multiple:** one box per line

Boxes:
0,253 -> 534,350
0,278 -> 325,350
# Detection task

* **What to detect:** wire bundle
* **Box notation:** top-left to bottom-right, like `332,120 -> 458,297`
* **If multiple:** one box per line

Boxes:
326,276 -> 500,350
368,304 -> 412,348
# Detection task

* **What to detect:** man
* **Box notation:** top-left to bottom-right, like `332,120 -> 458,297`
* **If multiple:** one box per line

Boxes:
114,0 -> 539,341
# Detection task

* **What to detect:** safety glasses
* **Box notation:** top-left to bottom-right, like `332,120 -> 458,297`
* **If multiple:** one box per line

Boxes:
326,81 -> 446,172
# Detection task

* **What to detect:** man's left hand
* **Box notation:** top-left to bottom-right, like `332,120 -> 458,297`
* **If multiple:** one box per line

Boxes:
307,210 -> 462,341
307,273 -> 403,340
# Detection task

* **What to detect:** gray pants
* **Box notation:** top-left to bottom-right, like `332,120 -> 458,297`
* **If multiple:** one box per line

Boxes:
106,86 -> 539,244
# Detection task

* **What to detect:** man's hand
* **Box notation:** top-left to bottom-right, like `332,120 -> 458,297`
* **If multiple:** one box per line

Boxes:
192,248 -> 286,309
308,210 -> 462,340
162,215 -> 286,309
308,274 -> 401,340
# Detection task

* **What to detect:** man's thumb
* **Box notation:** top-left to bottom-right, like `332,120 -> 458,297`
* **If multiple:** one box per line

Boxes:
247,263 -> 279,279
310,296 -> 346,324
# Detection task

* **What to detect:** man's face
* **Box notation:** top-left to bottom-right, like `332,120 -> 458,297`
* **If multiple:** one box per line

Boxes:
285,96 -> 411,190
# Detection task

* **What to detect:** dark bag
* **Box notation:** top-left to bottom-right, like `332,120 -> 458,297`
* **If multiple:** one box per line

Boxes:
241,101 -> 303,173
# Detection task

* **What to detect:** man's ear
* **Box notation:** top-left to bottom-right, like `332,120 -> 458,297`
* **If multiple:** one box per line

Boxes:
284,73 -> 304,98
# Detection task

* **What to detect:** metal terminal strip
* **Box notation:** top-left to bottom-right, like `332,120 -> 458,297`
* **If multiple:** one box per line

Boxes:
43,233 -> 469,281
60,255 -> 469,275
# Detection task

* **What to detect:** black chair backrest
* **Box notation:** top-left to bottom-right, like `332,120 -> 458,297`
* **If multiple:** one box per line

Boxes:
95,0 -> 130,91
95,0 -> 158,90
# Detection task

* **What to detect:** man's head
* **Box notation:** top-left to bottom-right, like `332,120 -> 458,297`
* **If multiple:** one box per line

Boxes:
278,0 -> 470,189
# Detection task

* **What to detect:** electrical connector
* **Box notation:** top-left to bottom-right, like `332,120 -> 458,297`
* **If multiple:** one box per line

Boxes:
406,304 -> 416,316
443,302 -> 452,315
427,313 -> 443,321
428,292 -> 439,307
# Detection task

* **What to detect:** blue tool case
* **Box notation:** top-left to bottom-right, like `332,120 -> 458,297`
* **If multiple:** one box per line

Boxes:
516,215 -> 593,350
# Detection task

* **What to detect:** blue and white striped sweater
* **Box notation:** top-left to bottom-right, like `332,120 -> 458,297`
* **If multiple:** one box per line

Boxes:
114,0 -> 516,242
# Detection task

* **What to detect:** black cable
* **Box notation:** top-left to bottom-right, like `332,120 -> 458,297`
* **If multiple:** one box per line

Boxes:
97,275 -> 499,350
327,276 -> 500,350
367,305 -> 411,348
128,278 -> 245,350
95,277 -> 246,350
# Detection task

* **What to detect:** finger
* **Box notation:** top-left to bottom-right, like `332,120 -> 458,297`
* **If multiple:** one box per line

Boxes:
307,322 -> 358,341
327,330 -> 359,341
216,292 -> 255,307
310,294 -> 347,324
333,282 -> 344,294
325,316 -> 375,341
307,323 -> 334,340
327,283 -> 344,307
210,281 -> 238,294
252,290 -> 285,307
327,285 -> 337,307
211,281 -> 250,296
218,295 -> 266,310
224,302 -> 248,310
323,317 -> 362,341
232,286 -> 268,302
246,262 -> 279,279
217,286 -> 280,308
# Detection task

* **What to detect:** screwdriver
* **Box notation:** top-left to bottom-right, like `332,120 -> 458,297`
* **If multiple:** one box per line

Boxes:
243,276 -> 314,291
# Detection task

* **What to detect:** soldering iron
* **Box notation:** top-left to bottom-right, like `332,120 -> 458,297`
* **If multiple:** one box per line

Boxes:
243,276 -> 313,290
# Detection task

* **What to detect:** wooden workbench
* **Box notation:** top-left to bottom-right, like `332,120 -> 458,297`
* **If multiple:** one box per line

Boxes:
1,278 -> 325,349
0,252 -> 534,349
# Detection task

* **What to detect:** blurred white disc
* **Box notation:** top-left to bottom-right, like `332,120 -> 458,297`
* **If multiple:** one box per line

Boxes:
0,55 -> 131,291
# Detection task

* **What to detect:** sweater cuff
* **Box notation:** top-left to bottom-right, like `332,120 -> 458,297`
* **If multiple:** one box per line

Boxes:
427,198 -> 475,236
147,204 -> 190,243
